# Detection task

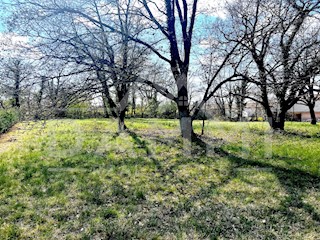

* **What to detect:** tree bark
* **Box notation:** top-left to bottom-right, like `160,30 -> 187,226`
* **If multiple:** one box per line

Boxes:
308,103 -> 317,125
13,75 -> 21,108
267,111 -> 285,131
98,72 -> 118,118
118,109 -> 127,132
102,96 -> 109,118
131,86 -> 136,117
35,76 -> 46,120
176,71 -> 194,139
116,85 -> 129,132
179,114 -> 193,140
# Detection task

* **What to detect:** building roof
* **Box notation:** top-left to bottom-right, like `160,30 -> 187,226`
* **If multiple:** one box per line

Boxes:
289,101 -> 320,113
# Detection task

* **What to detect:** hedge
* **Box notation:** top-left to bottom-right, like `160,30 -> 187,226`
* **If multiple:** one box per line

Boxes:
0,109 -> 19,134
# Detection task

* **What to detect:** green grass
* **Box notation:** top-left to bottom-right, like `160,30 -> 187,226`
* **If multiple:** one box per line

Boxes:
0,119 -> 319,239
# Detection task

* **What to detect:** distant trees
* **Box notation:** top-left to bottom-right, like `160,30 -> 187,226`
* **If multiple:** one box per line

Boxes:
234,79 -> 249,121
8,0 -> 149,131
0,58 -> 33,109
37,62 -> 95,119
226,0 -> 320,130
297,39 -> 320,124
7,0 -> 243,139
300,75 -> 320,125
2,0 -> 320,135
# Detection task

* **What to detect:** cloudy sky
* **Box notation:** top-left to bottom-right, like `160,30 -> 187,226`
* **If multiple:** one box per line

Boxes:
0,0 -> 232,32
0,0 -> 233,60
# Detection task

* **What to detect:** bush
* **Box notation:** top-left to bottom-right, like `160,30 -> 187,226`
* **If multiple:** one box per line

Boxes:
157,102 -> 178,119
0,109 -> 19,134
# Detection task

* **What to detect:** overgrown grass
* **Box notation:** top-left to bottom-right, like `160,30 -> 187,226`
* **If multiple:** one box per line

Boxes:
0,119 -> 319,239
197,121 -> 320,176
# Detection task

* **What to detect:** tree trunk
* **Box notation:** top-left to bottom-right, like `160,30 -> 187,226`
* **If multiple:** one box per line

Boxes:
13,79 -> 20,108
179,114 -> 193,140
101,82 -> 117,118
176,71 -> 195,140
267,112 -> 285,131
118,109 -> 127,132
131,85 -> 136,117
35,76 -> 46,120
102,96 -> 110,118
276,114 -> 285,130
308,103 -> 317,125
116,85 -> 129,132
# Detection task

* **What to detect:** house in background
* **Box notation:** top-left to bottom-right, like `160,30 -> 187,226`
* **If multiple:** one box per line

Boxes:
288,101 -> 320,121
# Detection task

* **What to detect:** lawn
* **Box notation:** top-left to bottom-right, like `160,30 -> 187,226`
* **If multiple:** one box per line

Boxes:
0,119 -> 319,239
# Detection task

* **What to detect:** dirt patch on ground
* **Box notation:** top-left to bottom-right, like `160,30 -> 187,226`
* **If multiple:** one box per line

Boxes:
0,125 -> 21,153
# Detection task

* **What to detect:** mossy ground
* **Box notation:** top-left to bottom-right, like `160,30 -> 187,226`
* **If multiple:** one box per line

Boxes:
0,119 -> 319,239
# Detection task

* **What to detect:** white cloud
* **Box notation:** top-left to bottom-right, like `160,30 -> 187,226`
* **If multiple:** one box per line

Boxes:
0,33 -> 27,56
198,0 -> 234,19
137,0 -> 234,24
0,33 -> 40,59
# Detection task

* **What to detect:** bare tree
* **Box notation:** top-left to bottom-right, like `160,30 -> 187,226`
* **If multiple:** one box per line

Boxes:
9,0 -> 243,139
294,41 -> 320,124
0,58 -> 33,109
234,79 -> 249,121
226,0 -> 320,130
8,0 -> 148,131
302,76 -> 320,124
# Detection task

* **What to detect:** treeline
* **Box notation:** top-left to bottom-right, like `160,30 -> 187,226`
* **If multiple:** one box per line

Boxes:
40,101 -> 179,120
0,0 -> 319,140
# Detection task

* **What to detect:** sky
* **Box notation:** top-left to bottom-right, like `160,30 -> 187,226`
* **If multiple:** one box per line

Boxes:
0,0 -> 232,31
0,0 -> 235,105
0,16 -> 5,32
0,0 -> 10,32
0,0 -> 231,79
0,0 -> 231,59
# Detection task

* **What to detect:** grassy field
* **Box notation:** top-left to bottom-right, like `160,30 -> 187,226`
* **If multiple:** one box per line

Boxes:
0,119 -> 319,239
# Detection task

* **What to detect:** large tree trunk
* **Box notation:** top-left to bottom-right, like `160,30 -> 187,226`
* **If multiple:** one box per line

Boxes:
275,113 -> 285,130
267,111 -> 285,131
308,103 -> 317,125
118,109 -> 127,132
176,72 -> 194,140
102,96 -> 110,118
99,73 -> 117,118
116,85 -> 129,132
179,109 -> 193,140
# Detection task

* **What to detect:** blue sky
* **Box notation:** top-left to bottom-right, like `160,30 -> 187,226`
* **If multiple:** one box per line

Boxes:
0,0 -> 11,32
0,22 -> 5,32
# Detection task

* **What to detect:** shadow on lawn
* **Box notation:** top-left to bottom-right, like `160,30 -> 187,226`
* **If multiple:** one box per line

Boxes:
127,130 -> 320,238
282,130 -> 320,139
214,146 -> 320,220
7,127 -> 319,239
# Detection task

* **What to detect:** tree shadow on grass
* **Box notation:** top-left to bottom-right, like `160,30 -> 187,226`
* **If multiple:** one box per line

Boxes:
211,144 -> 320,221
126,130 -> 320,238
6,127 -> 319,239
126,130 -> 152,155
282,130 -> 320,139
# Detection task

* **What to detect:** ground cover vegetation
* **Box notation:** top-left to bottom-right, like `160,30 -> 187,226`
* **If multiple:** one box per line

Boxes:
0,119 -> 319,239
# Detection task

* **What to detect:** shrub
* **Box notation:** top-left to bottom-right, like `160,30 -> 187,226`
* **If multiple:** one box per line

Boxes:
0,109 -> 19,134
157,102 -> 178,119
